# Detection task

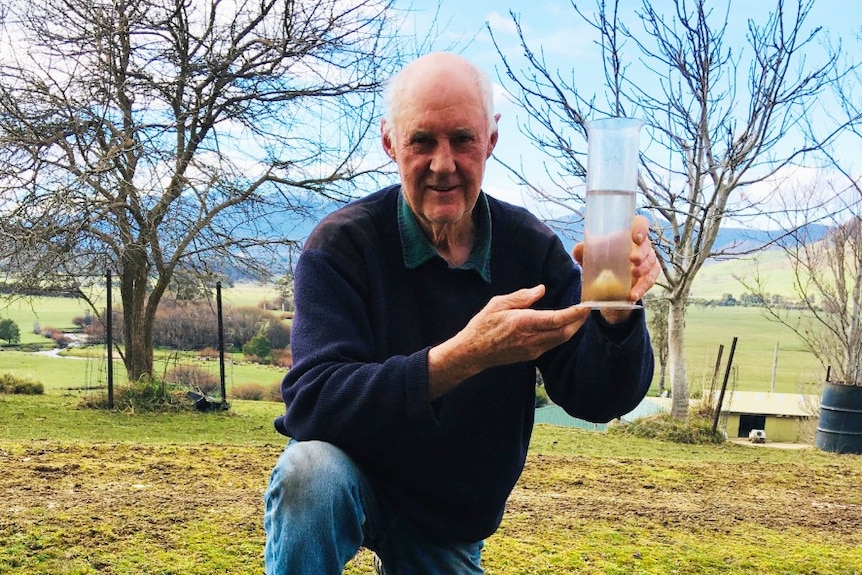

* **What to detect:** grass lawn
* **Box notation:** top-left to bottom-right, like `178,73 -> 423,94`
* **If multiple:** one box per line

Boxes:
1,285 -> 853,573
1,291 -> 826,396
0,347 -> 285,396
1,393 -> 860,574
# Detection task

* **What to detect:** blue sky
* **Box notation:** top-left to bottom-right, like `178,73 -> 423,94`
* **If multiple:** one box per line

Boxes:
392,1 -> 862,216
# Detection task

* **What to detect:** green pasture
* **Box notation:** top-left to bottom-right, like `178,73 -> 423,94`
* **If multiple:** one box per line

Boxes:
689,250 -> 798,300
0,282 -> 825,396
0,281 -> 279,340
0,296 -> 90,346
680,305 -> 822,394
221,282 -> 283,308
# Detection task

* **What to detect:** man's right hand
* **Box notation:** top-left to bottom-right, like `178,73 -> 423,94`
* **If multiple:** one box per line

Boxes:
426,285 -> 589,400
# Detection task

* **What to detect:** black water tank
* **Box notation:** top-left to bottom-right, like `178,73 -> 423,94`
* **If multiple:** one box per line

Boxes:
816,382 -> 862,455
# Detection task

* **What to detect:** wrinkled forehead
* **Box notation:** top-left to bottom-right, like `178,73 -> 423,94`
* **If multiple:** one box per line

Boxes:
397,72 -> 486,126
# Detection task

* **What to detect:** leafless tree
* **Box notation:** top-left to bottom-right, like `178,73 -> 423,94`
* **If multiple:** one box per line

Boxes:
491,0 -> 855,418
645,295 -> 670,394
744,176 -> 862,387
0,0 -> 410,382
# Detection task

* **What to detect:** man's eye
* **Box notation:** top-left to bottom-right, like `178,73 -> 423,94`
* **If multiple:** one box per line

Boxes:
409,136 -> 433,148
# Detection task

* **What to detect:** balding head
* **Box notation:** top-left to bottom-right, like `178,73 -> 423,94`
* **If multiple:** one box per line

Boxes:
383,52 -> 497,146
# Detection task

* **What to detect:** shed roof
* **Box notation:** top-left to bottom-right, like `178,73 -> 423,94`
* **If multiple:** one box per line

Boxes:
712,391 -> 820,417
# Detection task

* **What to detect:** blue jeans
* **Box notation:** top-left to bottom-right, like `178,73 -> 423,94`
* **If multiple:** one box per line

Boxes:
264,440 -> 485,574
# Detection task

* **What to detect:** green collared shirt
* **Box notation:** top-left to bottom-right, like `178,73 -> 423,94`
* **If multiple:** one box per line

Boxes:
397,190 -> 492,283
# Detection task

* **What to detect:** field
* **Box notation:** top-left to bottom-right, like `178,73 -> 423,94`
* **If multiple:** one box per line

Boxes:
2,284 -> 857,574
1,393 -> 860,575
681,306 -> 822,395
688,250 -> 798,302
0,285 -> 826,396
0,287 -> 289,395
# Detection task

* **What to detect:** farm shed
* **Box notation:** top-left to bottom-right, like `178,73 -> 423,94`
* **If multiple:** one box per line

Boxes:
534,397 -> 669,430
715,391 -> 821,443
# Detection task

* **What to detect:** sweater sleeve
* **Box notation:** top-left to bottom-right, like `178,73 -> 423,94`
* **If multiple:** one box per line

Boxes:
535,238 -> 654,423
274,248 -> 438,443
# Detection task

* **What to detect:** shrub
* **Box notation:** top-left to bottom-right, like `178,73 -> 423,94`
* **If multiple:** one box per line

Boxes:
198,347 -> 220,359
271,349 -> 293,368
230,382 -> 266,401
243,334 -> 272,361
608,414 -> 725,445
152,300 -> 217,350
535,384 -> 550,408
0,373 -> 44,395
72,313 -> 94,328
83,320 -> 106,344
42,327 -> 70,347
228,306 -> 275,349
267,382 -> 283,403
164,364 -> 219,395
80,378 -> 192,412
264,320 -> 291,350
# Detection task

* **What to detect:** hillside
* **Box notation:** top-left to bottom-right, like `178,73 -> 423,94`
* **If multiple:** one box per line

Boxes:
689,248 -> 799,300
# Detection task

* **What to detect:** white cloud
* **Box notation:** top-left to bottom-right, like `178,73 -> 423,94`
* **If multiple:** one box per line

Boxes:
484,11 -> 518,37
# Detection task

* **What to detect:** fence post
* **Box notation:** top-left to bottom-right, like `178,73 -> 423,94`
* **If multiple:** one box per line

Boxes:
711,336 -> 738,435
216,281 -> 227,405
106,270 -> 114,409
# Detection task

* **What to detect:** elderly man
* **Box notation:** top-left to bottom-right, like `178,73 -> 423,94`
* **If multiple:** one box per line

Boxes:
264,52 -> 658,574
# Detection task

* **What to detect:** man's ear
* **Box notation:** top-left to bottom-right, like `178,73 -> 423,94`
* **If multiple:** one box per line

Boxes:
381,119 -> 396,161
486,113 -> 501,158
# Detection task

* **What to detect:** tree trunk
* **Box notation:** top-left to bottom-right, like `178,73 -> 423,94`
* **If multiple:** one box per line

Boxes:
120,247 -> 155,382
658,361 -> 667,393
668,297 -> 689,419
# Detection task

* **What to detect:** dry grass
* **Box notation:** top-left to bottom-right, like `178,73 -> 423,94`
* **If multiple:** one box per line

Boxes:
1,396 -> 861,574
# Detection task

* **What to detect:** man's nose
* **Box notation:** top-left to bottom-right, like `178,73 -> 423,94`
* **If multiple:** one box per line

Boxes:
430,141 -> 455,173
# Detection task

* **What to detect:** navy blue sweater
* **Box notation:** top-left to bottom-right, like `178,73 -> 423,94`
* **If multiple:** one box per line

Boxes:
275,185 -> 654,542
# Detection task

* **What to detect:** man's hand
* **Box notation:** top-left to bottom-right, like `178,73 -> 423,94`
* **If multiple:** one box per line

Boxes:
572,214 -> 660,324
427,285 -> 589,400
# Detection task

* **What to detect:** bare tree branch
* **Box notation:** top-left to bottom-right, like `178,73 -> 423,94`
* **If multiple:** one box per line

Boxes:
490,0 -> 855,418
0,0 -> 412,381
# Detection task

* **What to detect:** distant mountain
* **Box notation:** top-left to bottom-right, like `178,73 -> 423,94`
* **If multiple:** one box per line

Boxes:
545,214 -> 830,261
240,200 -> 839,300
257,199 -> 831,275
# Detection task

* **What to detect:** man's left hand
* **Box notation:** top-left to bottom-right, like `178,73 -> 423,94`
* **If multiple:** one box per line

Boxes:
572,214 -> 660,324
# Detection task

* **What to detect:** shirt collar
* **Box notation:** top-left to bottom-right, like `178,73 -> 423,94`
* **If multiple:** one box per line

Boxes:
397,190 -> 492,283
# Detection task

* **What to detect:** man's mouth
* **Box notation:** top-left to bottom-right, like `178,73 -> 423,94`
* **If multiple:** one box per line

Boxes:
428,184 -> 458,192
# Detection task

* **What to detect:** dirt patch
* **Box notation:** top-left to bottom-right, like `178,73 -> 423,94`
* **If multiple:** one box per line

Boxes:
508,454 -> 862,539
1,441 -> 860,573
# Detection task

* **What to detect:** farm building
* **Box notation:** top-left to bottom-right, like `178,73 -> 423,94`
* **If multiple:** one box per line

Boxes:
714,391 -> 821,443
535,391 -> 821,445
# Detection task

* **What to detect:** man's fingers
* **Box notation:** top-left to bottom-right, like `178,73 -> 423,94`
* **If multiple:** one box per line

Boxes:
521,305 -> 589,336
571,242 -> 584,264
488,285 -> 546,311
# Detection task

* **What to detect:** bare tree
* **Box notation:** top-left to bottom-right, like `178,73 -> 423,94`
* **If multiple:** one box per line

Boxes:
0,0 -> 409,382
745,177 -> 862,386
645,295 -> 670,394
491,0 -> 853,418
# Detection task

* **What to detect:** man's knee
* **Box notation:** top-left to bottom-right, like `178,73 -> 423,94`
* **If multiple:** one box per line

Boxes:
267,440 -> 360,509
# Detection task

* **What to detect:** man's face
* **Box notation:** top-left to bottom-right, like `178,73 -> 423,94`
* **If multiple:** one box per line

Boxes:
382,75 -> 497,231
